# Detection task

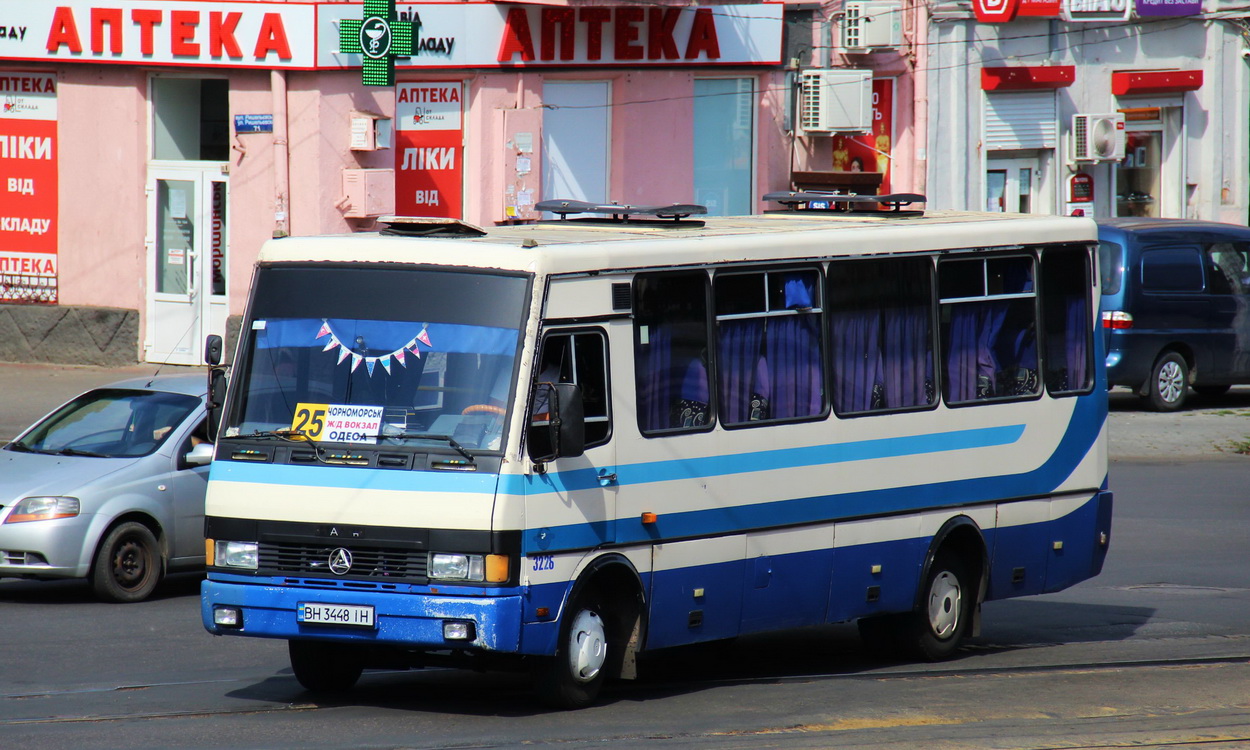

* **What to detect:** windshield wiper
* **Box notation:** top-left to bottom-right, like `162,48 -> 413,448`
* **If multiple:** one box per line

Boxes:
231,429 -> 310,442
375,431 -> 476,463
56,447 -> 110,458
5,440 -> 53,454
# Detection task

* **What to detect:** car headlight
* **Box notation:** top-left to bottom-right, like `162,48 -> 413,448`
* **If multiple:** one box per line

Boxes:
430,552 -> 485,581
4,496 -> 80,524
214,540 -> 259,569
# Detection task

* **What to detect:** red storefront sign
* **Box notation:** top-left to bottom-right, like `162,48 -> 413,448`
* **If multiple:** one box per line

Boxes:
0,71 -> 58,303
831,78 -> 894,193
394,82 -> 463,219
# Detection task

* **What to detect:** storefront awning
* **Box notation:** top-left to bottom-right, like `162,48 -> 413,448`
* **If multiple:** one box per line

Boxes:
981,66 -> 1075,90
1111,70 -> 1204,96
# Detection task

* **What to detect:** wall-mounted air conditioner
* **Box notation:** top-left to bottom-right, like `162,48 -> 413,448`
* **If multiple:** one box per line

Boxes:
842,2 -> 903,51
1071,113 -> 1126,162
799,69 -> 873,134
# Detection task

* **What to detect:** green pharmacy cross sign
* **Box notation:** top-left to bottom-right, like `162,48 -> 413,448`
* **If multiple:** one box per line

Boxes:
339,0 -> 414,87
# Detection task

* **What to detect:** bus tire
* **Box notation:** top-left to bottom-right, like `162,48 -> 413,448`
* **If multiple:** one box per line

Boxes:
534,588 -> 609,709
288,640 -> 363,693
901,551 -> 973,661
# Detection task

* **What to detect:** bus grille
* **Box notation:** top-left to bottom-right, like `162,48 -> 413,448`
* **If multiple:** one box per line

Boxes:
257,542 -> 427,583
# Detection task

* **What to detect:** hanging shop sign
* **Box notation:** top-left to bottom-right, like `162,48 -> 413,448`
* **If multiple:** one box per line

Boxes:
973,0 -> 1062,23
0,70 -> 57,303
1135,0 -> 1202,16
394,81 -> 463,219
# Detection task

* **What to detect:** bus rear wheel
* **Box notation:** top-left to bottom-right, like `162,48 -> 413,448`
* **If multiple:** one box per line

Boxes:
288,640 -> 364,693
534,590 -> 609,709
900,552 -> 973,661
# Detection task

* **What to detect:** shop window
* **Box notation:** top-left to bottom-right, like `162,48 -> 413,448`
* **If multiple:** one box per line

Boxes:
1115,130 -> 1162,217
152,78 -> 229,161
694,78 -> 754,216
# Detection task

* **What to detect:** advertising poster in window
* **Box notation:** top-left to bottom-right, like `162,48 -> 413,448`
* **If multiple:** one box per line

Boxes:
0,71 -> 58,303
395,82 -> 463,219
831,78 -> 893,194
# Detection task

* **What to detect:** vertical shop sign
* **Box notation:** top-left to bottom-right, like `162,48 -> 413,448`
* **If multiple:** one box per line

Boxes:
831,78 -> 893,193
395,82 -> 463,219
0,71 -> 57,303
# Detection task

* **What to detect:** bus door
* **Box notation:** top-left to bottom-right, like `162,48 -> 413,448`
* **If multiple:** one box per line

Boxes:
529,328 -> 617,548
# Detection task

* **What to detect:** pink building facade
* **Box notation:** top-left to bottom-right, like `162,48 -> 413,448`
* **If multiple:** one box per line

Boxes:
0,0 -> 922,365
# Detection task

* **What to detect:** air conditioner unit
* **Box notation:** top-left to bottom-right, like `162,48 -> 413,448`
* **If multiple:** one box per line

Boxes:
842,2 -> 903,51
799,69 -> 873,134
1071,113 -> 1126,162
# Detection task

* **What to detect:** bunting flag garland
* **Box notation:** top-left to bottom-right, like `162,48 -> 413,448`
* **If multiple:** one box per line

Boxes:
316,319 -> 434,376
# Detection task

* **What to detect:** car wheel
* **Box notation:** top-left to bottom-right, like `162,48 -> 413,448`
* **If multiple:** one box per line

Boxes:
91,521 -> 162,603
898,552 -> 973,661
1145,352 -> 1189,411
288,640 -> 364,693
534,589 -> 609,709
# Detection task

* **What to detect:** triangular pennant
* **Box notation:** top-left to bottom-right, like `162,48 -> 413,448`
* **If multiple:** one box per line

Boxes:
417,327 -> 432,347
316,321 -> 332,339
380,355 -> 392,374
337,346 -> 351,364
366,358 -> 376,376
409,345 -> 421,359
322,335 -> 339,353
351,354 -> 363,372
394,348 -> 405,367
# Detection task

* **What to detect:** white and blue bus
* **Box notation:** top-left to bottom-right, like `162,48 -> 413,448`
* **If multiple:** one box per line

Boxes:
201,201 -> 1112,708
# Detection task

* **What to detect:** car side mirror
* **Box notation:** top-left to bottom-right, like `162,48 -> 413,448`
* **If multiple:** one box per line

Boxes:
185,441 -> 215,467
204,334 -> 223,366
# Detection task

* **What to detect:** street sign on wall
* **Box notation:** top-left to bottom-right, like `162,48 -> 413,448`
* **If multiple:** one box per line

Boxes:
395,82 -> 463,219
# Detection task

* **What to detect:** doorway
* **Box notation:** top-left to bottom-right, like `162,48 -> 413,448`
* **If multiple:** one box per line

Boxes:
986,157 -> 1040,214
146,76 -> 229,365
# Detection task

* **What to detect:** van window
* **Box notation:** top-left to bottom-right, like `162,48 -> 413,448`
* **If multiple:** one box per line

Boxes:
1097,240 -> 1122,296
1206,243 -> 1250,295
1141,247 -> 1203,292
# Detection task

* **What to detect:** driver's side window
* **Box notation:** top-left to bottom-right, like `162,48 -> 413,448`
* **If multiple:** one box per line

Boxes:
531,330 -> 611,451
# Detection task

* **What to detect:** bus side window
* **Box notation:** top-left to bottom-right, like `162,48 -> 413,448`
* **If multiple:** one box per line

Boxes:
634,272 -> 713,433
1041,247 -> 1094,395
530,330 -> 611,455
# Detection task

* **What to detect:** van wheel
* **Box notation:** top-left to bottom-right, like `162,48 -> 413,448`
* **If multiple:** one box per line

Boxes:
898,552 -> 973,661
1145,352 -> 1188,411
91,521 -> 162,603
534,589 -> 609,709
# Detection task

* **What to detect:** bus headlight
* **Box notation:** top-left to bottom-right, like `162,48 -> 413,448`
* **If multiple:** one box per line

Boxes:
430,553 -> 484,581
214,540 -> 259,570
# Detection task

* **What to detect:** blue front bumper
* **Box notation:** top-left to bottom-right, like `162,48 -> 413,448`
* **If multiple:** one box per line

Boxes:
201,575 -> 525,652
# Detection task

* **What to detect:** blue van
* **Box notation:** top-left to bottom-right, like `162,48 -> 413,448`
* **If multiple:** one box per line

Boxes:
1097,218 -> 1250,410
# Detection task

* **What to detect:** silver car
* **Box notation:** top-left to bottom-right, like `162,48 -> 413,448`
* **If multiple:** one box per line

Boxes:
0,373 -> 210,602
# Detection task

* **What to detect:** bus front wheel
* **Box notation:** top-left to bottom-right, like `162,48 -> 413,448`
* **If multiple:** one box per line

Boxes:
288,640 -> 364,693
534,589 -> 609,709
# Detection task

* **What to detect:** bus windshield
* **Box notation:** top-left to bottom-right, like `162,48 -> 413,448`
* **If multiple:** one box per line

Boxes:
223,265 -> 530,453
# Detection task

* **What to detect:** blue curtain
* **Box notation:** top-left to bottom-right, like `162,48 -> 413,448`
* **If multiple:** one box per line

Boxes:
766,314 -> 823,418
831,309 -> 883,413
882,301 -> 933,408
638,326 -> 673,432
718,319 -> 766,423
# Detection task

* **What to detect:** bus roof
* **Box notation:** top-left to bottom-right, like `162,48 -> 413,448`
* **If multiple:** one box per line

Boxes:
257,211 -> 1098,277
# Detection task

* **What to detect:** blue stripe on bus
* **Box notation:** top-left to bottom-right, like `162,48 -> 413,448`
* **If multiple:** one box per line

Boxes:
523,394 -> 1106,552
511,423 -> 1028,496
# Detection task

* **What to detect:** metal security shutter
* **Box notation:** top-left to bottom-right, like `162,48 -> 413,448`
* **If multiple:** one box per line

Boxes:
984,91 -> 1057,150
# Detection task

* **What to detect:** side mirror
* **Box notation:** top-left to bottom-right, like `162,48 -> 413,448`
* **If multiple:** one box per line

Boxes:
204,334 -> 223,366
527,382 -> 585,465
206,368 -> 227,443
184,441 -> 215,467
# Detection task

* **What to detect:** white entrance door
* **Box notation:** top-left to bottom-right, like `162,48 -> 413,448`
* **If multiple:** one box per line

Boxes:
986,157 -> 1040,214
146,166 -> 228,365
542,81 -> 610,207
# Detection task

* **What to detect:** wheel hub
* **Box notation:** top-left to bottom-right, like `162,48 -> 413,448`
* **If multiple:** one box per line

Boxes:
927,571 -> 962,639
567,610 -> 606,682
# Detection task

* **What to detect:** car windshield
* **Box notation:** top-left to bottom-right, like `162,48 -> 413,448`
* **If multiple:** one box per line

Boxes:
224,265 -> 529,453
12,388 -> 201,458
